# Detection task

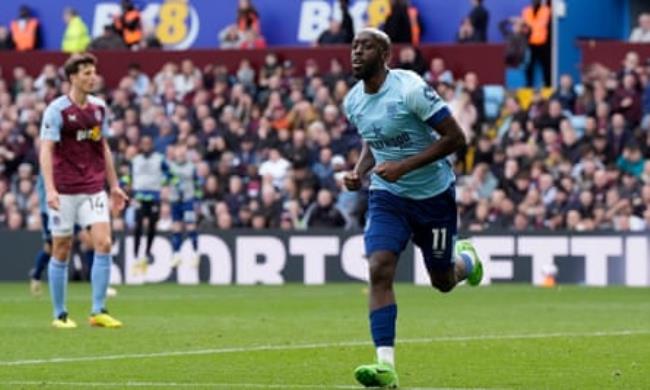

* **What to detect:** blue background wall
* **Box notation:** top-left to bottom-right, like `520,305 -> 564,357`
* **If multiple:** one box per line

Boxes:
0,0 -> 528,50
556,0 -> 629,82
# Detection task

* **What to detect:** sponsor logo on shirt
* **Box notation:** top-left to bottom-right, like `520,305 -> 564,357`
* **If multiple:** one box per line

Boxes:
76,125 -> 102,142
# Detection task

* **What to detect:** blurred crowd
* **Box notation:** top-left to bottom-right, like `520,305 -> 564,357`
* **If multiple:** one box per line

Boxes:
1,46 -> 650,234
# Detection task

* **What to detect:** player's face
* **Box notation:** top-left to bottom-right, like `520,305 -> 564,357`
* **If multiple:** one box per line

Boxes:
351,32 -> 386,80
71,64 -> 97,94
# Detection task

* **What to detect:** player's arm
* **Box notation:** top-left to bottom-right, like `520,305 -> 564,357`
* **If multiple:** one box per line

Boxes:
193,168 -> 204,200
103,139 -> 129,211
344,141 -> 374,191
39,105 -> 62,210
39,140 -> 59,210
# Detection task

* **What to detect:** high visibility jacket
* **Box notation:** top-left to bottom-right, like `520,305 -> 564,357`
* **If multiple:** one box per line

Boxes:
10,18 -> 38,51
522,5 -> 551,45
114,9 -> 142,46
62,16 -> 90,53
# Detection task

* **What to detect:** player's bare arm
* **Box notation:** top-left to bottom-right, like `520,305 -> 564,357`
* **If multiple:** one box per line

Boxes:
344,141 -> 375,191
103,139 -> 128,212
373,116 -> 466,182
39,139 -> 59,210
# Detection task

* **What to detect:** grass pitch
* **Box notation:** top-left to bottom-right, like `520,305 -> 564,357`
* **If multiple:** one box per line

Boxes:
0,283 -> 648,389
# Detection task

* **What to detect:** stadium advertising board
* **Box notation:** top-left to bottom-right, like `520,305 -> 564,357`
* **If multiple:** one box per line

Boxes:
2,232 -> 649,286
0,0 -> 528,49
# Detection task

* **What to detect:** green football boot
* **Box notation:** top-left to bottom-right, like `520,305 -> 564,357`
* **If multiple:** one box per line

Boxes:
354,362 -> 399,388
455,239 -> 483,286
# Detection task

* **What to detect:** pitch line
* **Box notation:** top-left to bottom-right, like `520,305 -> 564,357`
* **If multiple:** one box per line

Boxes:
0,381 -> 498,390
1,329 -> 648,367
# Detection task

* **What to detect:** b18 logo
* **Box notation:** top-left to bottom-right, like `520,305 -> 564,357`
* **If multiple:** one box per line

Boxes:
92,0 -> 199,50
297,0 -> 391,43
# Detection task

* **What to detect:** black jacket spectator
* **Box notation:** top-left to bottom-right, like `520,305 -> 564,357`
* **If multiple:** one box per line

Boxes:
499,18 -> 528,67
469,0 -> 489,42
383,0 -> 412,44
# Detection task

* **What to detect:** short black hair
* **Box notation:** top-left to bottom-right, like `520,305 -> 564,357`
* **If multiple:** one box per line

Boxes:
64,53 -> 97,79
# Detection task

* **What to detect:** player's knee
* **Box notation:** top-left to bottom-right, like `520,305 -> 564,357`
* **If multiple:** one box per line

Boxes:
94,237 -> 112,253
430,268 -> 456,294
369,255 -> 395,289
432,279 -> 455,293
52,241 -> 72,260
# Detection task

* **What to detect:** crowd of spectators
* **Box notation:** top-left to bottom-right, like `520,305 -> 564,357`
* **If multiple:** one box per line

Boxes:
1,46 -> 650,234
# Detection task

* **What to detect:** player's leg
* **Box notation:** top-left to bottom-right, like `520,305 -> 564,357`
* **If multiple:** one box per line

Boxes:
77,227 -> 94,281
185,201 -> 199,267
30,212 -> 52,296
132,201 -> 150,274
144,201 -> 160,259
170,201 -> 184,267
354,191 -> 409,388
81,192 -> 122,328
47,196 -> 77,328
412,187 -> 482,292
133,201 -> 145,260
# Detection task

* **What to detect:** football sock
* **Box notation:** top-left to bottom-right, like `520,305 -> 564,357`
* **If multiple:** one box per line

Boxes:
189,230 -> 198,251
84,250 -> 94,280
91,252 -> 111,314
370,304 -> 397,366
171,232 -> 182,252
457,252 -> 474,280
33,250 -> 50,280
48,258 -> 68,318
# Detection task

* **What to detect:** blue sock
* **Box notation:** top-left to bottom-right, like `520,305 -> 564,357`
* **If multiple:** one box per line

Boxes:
91,252 -> 111,314
370,304 -> 397,347
189,230 -> 198,251
84,250 -> 94,280
32,250 -> 50,280
48,258 -> 68,319
171,232 -> 182,252
458,253 -> 474,278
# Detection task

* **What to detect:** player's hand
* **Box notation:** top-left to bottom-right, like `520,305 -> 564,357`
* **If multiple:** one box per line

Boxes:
343,171 -> 362,191
110,186 -> 129,212
373,161 -> 407,182
47,190 -> 60,211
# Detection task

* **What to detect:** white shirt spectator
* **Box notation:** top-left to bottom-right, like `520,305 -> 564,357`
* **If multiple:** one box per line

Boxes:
629,13 -> 650,43
259,149 -> 291,189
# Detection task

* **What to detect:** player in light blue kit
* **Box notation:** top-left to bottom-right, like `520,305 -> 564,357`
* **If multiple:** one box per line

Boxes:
168,144 -> 203,267
342,28 -> 484,388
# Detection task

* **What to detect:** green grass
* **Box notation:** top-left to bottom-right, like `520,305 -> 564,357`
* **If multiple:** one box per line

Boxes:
0,283 -> 649,389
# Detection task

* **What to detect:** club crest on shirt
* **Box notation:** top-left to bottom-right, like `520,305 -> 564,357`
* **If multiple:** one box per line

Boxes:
51,215 -> 60,226
94,109 -> 102,122
68,114 -> 77,122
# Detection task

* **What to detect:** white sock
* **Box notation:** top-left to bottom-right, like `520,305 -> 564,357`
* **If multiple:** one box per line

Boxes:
377,346 -> 395,367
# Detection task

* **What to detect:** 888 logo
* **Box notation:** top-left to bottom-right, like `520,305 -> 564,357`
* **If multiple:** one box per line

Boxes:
92,0 -> 200,50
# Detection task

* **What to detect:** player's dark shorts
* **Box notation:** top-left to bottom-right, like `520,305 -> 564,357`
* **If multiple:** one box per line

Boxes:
135,199 -> 161,221
171,200 -> 197,223
364,185 -> 457,271
40,212 -> 52,244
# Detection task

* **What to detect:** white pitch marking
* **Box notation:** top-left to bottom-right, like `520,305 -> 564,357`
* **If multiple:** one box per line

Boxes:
1,329 -> 648,367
